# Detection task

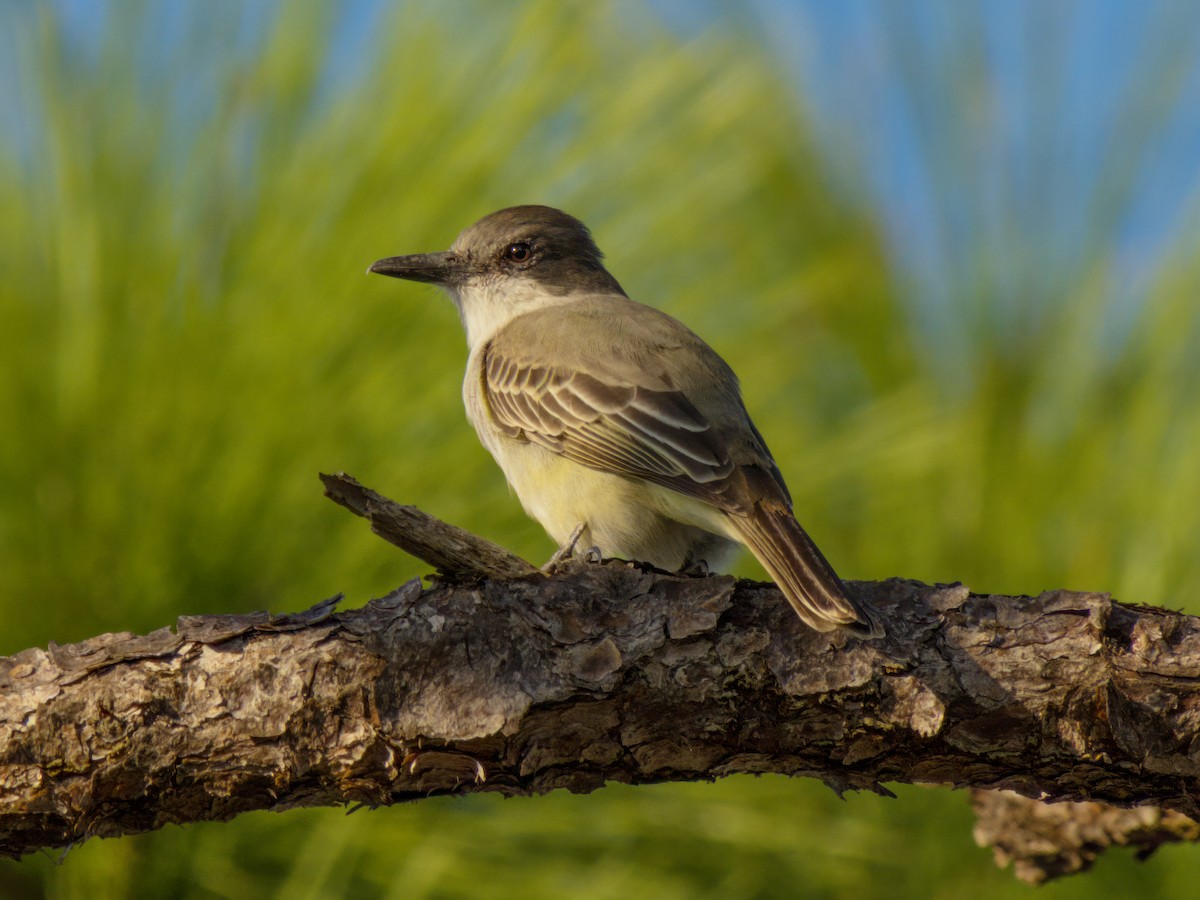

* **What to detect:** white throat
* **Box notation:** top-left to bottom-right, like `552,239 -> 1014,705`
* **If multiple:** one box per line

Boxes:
448,276 -> 575,349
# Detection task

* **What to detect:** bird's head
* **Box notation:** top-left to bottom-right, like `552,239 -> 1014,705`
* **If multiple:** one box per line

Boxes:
370,205 -> 625,345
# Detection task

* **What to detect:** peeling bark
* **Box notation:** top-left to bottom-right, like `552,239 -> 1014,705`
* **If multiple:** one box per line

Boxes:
1,475 -> 1198,883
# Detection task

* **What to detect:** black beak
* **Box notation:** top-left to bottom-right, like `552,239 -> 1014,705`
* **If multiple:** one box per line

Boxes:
368,251 -> 464,284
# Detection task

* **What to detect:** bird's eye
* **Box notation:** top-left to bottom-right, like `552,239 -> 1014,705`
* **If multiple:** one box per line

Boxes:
505,242 -> 532,263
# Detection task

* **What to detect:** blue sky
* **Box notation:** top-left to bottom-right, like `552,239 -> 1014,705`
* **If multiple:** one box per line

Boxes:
768,0 -> 1200,341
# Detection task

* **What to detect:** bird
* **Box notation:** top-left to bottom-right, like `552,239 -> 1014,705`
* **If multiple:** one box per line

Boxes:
369,205 -> 880,637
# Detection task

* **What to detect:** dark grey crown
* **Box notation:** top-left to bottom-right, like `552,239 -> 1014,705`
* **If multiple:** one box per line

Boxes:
456,205 -> 626,296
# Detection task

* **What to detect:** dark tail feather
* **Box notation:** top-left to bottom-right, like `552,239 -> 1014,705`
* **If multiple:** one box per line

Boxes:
732,500 -> 882,638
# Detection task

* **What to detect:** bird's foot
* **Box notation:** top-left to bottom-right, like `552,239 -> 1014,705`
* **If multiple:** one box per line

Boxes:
678,558 -> 710,577
583,545 -> 603,564
542,523 -> 587,572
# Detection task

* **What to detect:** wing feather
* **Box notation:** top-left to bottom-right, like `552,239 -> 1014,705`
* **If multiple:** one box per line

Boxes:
482,339 -> 738,507
615,402 -> 724,466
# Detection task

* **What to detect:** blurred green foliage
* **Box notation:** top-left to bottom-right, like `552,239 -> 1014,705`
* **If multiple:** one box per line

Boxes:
2,1 -> 1199,897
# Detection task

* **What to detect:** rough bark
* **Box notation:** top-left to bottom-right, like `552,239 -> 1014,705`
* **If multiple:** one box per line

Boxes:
320,473 -> 538,579
971,790 -> 1200,883
1,474 -> 1198,884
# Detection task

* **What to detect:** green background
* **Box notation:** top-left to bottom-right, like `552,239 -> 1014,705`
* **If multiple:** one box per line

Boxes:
3,2 -> 1200,897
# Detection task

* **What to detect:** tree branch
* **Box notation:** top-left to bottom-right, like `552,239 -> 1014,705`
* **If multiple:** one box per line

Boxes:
1,473 -> 1197,884
971,789 -> 1200,883
319,472 -> 537,578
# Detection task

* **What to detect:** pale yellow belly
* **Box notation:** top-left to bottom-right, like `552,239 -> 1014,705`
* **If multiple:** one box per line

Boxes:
490,437 -> 739,571
462,348 -> 741,570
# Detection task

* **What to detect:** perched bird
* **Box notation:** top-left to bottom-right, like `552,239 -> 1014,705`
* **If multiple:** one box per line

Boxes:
370,206 -> 880,637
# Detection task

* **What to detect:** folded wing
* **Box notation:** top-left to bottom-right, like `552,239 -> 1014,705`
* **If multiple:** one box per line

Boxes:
483,344 -> 746,508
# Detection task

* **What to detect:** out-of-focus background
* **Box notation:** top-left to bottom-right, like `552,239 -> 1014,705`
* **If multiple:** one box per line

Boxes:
3,0 -> 1200,896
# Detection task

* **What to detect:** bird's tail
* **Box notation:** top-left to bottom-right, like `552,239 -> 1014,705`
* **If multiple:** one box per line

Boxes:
730,499 -> 882,638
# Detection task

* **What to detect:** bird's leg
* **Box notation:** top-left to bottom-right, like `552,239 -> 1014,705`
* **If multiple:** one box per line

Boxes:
678,557 -> 710,578
542,522 -> 588,571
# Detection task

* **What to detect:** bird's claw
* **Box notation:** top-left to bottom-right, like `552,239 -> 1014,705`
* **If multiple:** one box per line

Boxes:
542,523 -> 588,572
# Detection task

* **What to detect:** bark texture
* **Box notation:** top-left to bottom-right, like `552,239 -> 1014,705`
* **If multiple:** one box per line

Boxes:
320,473 -> 537,578
972,790 -> 1200,883
1,474 -> 1198,884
